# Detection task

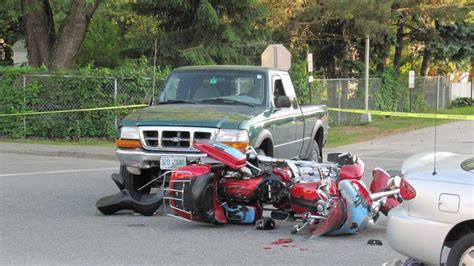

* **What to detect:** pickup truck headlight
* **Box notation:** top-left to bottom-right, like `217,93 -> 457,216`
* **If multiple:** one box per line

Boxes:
116,127 -> 142,148
215,129 -> 249,150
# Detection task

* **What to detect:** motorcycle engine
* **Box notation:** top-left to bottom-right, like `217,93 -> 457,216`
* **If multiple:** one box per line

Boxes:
293,163 -> 339,183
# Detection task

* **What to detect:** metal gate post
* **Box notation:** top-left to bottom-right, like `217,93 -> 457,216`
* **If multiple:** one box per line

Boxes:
22,75 -> 26,136
114,78 -> 118,129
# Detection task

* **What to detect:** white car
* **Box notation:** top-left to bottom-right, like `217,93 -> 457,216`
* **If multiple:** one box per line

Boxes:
387,152 -> 474,265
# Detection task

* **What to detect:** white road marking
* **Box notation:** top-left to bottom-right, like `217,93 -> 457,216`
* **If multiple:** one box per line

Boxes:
363,157 -> 404,161
1,160 -> 60,165
0,168 -> 117,177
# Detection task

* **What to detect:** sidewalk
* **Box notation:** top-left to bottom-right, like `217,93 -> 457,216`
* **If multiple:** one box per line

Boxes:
0,142 -> 116,161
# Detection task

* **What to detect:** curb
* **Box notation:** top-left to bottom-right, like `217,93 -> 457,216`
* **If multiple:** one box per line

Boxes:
0,149 -> 116,161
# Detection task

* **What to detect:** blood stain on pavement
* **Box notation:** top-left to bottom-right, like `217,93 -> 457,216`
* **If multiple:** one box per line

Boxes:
271,239 -> 293,245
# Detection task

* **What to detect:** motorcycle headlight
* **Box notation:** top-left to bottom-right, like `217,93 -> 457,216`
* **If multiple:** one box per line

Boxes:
215,129 -> 249,150
116,126 -> 142,148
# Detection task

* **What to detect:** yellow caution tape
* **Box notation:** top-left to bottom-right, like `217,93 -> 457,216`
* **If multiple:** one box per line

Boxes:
327,107 -> 474,121
0,104 -> 472,121
0,104 -> 148,117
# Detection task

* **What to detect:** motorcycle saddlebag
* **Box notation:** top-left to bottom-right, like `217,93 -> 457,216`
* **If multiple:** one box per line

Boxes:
167,164 -> 226,224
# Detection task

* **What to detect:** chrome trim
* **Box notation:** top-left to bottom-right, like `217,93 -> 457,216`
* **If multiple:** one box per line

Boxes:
139,126 -> 217,151
162,170 -> 194,222
116,148 -> 208,169
274,137 -> 311,148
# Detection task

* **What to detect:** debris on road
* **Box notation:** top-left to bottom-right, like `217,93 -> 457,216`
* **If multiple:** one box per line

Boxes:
367,239 -> 383,246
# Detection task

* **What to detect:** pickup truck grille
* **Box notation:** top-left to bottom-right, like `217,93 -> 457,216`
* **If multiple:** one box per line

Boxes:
140,127 -> 216,151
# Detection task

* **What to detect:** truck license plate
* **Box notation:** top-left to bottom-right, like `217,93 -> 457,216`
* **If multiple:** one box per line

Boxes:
160,156 -> 186,170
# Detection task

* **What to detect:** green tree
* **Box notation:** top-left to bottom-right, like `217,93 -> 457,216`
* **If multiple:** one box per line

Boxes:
391,0 -> 472,76
76,5 -> 122,68
113,0 -> 269,67
289,0 -> 393,78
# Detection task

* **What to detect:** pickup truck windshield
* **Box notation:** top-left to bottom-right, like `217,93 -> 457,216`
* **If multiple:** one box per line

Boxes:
159,71 -> 267,106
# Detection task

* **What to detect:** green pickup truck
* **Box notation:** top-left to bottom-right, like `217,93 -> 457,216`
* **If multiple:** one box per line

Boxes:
115,65 -> 328,194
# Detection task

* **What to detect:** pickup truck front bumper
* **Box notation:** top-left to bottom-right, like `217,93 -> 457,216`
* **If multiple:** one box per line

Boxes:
116,148 -> 208,169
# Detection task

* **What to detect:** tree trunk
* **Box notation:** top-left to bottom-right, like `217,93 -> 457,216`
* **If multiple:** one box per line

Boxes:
393,22 -> 404,73
51,0 -> 99,70
420,48 -> 431,76
376,57 -> 388,73
21,0 -> 99,70
22,0 -> 55,68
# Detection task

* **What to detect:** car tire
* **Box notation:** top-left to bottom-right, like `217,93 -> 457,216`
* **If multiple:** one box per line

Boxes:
120,164 -> 152,195
447,232 -> 474,266
307,139 -> 322,162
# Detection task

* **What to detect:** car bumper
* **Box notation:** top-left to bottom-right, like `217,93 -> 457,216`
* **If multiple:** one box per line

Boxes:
387,205 -> 453,264
116,148 -> 208,169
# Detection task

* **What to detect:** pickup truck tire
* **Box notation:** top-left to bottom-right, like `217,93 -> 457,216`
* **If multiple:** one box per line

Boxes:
255,148 -> 266,156
120,164 -> 152,195
307,139 -> 322,162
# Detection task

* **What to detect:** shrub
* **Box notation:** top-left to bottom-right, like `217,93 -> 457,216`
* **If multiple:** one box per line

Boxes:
450,97 -> 472,108
0,64 -> 170,140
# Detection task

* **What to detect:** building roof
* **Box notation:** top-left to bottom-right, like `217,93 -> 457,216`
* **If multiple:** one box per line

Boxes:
12,40 -> 27,50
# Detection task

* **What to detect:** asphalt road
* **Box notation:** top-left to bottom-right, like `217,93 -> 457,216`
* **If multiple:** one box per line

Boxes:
1,120 -> 472,265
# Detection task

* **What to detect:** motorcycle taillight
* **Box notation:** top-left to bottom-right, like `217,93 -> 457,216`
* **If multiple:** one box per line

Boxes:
400,178 -> 416,200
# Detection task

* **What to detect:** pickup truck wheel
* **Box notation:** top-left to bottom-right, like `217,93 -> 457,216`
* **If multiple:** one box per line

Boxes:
255,148 -> 266,156
308,140 -> 322,162
120,164 -> 152,195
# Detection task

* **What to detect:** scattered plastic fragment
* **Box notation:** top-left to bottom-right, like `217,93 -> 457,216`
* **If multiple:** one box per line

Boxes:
282,245 -> 289,247
264,247 -> 272,250
271,239 -> 293,245
367,239 -> 383,246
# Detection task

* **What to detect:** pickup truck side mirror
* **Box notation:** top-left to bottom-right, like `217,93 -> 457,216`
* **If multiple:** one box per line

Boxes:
274,95 -> 291,108
144,94 -> 153,105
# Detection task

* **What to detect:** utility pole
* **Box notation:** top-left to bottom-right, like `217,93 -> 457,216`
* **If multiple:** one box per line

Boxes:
308,53 -> 314,104
362,35 -> 372,123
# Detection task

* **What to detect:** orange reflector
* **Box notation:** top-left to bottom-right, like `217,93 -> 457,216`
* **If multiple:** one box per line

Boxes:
115,139 -> 142,148
223,142 -> 249,152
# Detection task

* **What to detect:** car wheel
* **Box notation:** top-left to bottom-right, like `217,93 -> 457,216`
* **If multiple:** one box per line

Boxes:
447,232 -> 474,266
307,139 -> 322,162
120,164 -> 152,195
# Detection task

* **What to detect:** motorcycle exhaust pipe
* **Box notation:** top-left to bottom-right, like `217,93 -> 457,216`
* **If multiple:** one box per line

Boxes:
371,189 -> 400,201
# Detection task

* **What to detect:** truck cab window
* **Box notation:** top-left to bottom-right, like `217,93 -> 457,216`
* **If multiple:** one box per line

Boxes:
274,79 -> 286,97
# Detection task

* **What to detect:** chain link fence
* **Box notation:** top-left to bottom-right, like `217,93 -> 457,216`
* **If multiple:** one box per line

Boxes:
310,76 -> 450,125
1,73 -> 452,139
1,74 -> 161,139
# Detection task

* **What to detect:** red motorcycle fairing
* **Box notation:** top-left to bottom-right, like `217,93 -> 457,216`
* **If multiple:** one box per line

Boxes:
308,198 -> 346,236
370,168 -> 401,216
370,168 -> 391,192
289,182 -> 338,215
193,142 -> 247,170
339,162 -> 364,180
219,176 -> 265,201
349,179 -> 373,205
272,166 -> 292,184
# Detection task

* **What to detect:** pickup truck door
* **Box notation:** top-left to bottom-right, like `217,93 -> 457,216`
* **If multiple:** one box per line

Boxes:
281,73 -> 306,157
267,74 -> 303,158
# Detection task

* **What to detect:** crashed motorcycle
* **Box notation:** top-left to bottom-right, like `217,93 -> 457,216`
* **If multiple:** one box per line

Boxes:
164,142 -> 403,236
289,159 -> 402,236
